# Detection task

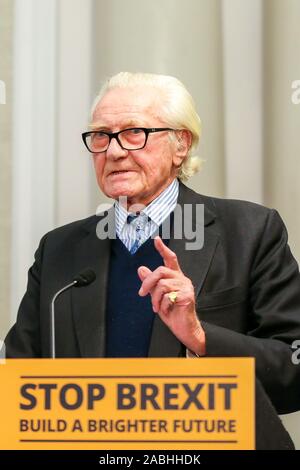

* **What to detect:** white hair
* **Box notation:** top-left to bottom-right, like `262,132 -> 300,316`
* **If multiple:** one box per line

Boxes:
91,72 -> 203,181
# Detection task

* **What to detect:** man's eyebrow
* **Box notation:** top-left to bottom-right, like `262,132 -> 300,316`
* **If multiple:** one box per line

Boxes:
88,122 -> 109,130
89,120 -> 147,130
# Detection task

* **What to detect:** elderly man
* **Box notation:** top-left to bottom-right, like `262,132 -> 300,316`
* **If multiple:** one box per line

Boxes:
4,72 -> 300,447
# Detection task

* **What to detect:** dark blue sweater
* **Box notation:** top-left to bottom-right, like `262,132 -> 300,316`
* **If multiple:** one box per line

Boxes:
105,236 -> 167,357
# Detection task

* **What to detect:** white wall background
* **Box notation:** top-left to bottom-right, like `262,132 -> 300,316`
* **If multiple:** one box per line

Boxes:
1,0 -> 300,448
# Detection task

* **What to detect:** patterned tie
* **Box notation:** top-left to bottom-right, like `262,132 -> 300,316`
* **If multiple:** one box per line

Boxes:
127,212 -> 149,254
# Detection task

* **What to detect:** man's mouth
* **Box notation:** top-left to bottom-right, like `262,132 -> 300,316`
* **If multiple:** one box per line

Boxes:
109,170 -> 134,175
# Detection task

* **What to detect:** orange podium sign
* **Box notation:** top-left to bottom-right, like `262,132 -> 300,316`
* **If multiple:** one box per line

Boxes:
0,358 -> 254,450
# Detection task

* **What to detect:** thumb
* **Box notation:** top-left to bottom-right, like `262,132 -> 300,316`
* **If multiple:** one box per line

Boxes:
137,265 -> 152,281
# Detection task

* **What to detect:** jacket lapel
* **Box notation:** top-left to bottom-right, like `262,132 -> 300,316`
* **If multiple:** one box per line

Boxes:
148,183 -> 220,357
71,210 -> 114,357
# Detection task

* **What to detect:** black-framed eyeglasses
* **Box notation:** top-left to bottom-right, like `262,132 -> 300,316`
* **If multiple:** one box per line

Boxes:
81,127 -> 174,153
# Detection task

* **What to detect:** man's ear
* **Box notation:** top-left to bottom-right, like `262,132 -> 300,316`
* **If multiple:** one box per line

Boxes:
173,130 -> 192,167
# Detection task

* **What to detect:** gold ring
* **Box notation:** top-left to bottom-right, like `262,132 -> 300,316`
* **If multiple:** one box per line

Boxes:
168,291 -> 178,303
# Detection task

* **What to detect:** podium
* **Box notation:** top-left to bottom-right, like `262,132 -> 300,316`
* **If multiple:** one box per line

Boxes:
0,358 -> 256,450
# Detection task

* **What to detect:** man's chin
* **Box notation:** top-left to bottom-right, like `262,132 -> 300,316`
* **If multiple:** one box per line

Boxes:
104,189 -> 135,203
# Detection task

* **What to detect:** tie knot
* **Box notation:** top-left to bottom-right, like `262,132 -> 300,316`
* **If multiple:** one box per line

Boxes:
127,212 -> 152,225
127,212 -> 140,224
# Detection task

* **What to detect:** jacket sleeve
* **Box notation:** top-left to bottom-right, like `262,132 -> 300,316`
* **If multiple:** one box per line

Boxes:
201,209 -> 300,414
3,234 -> 47,358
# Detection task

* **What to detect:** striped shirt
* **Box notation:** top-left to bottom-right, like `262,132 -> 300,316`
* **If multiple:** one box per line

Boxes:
115,178 -> 179,252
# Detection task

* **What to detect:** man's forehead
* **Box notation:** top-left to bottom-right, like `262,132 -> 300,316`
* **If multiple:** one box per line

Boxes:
92,103 -> 160,128
94,104 -> 151,116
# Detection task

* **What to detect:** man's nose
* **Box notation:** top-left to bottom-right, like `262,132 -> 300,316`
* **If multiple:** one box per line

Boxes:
106,136 -> 128,159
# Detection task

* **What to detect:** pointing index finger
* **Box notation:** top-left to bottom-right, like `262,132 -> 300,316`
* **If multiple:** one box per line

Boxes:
154,236 -> 181,271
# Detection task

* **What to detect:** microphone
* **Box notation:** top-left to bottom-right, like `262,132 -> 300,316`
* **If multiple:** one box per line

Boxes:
73,269 -> 96,286
50,268 -> 96,358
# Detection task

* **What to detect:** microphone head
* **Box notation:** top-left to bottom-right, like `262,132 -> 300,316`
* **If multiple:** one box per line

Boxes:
73,268 -> 96,287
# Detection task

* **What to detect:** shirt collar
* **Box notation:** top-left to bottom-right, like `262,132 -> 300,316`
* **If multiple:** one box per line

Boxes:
115,178 -> 179,232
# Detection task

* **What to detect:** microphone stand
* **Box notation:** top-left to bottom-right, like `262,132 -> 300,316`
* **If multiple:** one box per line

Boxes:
50,280 -> 77,359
